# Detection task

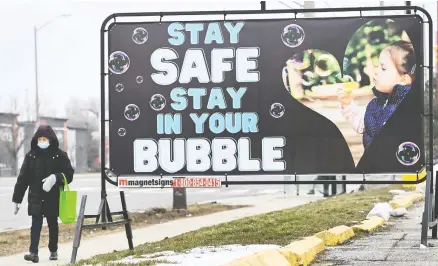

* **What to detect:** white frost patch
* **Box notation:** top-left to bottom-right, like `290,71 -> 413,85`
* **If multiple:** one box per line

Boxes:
389,190 -> 407,195
109,244 -> 280,266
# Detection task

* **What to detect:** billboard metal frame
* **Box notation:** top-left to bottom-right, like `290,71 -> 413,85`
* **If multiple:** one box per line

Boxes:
101,5 -> 433,187
68,6 -> 438,262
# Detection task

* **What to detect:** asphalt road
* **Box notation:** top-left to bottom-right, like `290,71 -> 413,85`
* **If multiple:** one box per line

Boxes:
0,173 -> 379,231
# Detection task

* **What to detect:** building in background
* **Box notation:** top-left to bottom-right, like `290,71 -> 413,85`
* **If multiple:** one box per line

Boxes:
0,113 -> 89,177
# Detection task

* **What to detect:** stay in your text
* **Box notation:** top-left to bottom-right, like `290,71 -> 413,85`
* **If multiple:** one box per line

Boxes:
133,137 -> 286,173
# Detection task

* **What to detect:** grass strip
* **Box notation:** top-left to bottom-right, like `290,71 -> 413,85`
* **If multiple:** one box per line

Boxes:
71,185 -> 402,266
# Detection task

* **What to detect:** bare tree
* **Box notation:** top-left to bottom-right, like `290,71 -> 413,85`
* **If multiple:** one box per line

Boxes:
4,124 -> 26,176
65,97 -> 100,171
65,97 -> 99,130
0,97 -> 28,176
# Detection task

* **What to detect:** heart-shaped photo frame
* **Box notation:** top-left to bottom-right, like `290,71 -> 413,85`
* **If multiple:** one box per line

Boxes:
281,19 -> 417,167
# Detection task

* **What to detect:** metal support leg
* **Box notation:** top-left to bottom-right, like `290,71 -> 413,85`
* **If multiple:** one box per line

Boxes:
433,170 -> 438,239
106,200 -> 113,222
296,175 -> 299,196
283,176 -> 292,196
120,191 -> 134,250
342,175 -> 347,194
421,171 -> 432,246
95,200 -> 104,224
70,195 -> 87,264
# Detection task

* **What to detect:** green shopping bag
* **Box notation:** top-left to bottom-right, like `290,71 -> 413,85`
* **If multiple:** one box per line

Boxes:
59,173 -> 77,224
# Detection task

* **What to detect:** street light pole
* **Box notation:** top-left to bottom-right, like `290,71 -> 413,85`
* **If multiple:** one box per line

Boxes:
34,26 -> 39,122
33,14 -> 71,122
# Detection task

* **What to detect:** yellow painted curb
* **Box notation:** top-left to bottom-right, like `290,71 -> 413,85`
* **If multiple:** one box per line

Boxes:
279,236 -> 325,266
222,249 -> 290,266
353,217 -> 385,232
390,196 -> 413,209
408,192 -> 425,203
314,225 -> 355,246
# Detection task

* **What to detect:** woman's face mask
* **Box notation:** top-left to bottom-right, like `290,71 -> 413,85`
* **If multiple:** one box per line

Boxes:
37,137 -> 50,149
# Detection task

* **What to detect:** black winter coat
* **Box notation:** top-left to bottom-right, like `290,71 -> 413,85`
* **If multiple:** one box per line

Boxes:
12,125 -> 74,217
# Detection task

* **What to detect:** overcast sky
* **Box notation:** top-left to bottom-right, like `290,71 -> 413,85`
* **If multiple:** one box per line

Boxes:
0,0 -> 435,120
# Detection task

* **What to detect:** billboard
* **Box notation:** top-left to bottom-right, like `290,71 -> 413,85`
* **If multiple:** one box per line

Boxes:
107,15 -> 424,176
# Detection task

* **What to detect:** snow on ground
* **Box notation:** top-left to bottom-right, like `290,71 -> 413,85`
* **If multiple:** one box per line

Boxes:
109,244 -> 281,266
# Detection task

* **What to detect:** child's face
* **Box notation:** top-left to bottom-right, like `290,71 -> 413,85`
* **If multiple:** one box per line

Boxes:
373,49 -> 403,93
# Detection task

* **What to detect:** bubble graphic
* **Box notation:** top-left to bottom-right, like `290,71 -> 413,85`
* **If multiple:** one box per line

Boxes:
136,76 -> 144,84
270,103 -> 285,118
109,51 -> 130,74
149,94 -> 166,111
281,24 -> 305,48
124,104 -> 140,121
132,27 -> 148,44
314,54 -> 337,77
396,142 -> 420,166
115,83 -> 124,92
118,128 -> 126,136
302,71 -> 316,86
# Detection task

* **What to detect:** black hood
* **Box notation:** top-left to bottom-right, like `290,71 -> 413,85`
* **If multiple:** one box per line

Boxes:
31,125 -> 60,150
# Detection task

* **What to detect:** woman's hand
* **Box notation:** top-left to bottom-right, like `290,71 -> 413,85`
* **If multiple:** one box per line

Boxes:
337,88 -> 353,108
42,174 -> 57,192
13,203 -> 20,215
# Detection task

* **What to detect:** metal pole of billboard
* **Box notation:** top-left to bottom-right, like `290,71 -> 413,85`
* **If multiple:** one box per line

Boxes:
420,2 -> 436,246
99,20 -> 111,230
434,169 -> 438,239
296,174 -> 299,196
69,15 -> 135,263
433,2 -> 438,240
173,176 -> 187,210
421,172 -> 430,246
406,1 -> 411,14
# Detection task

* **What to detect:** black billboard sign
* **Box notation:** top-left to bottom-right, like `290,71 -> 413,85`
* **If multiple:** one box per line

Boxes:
107,15 -> 424,176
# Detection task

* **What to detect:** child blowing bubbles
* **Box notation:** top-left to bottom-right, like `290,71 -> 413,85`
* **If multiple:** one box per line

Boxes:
338,40 -> 416,149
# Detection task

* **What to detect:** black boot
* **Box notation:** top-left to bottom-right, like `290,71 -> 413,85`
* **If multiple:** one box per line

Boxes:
49,252 -> 58,260
24,252 -> 39,263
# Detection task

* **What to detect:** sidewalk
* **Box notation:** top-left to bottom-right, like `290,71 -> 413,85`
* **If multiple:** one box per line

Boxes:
0,193 -> 323,266
314,202 -> 438,266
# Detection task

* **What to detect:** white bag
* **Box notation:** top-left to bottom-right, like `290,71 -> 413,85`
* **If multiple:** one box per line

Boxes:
366,202 -> 393,221
391,208 -> 408,217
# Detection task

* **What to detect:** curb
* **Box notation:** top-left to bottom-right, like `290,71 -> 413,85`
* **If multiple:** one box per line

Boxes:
352,216 -> 385,232
223,249 -> 290,266
315,225 -> 355,245
223,186 -> 425,266
279,236 -> 325,266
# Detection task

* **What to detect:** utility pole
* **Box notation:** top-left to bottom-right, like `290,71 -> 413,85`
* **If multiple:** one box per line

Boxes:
303,1 -> 314,18
34,26 -> 39,122
33,14 -> 71,122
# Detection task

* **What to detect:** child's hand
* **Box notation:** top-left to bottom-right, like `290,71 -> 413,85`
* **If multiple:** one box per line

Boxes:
337,88 -> 352,108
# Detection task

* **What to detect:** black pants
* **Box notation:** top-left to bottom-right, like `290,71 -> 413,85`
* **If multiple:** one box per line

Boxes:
29,215 -> 58,254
